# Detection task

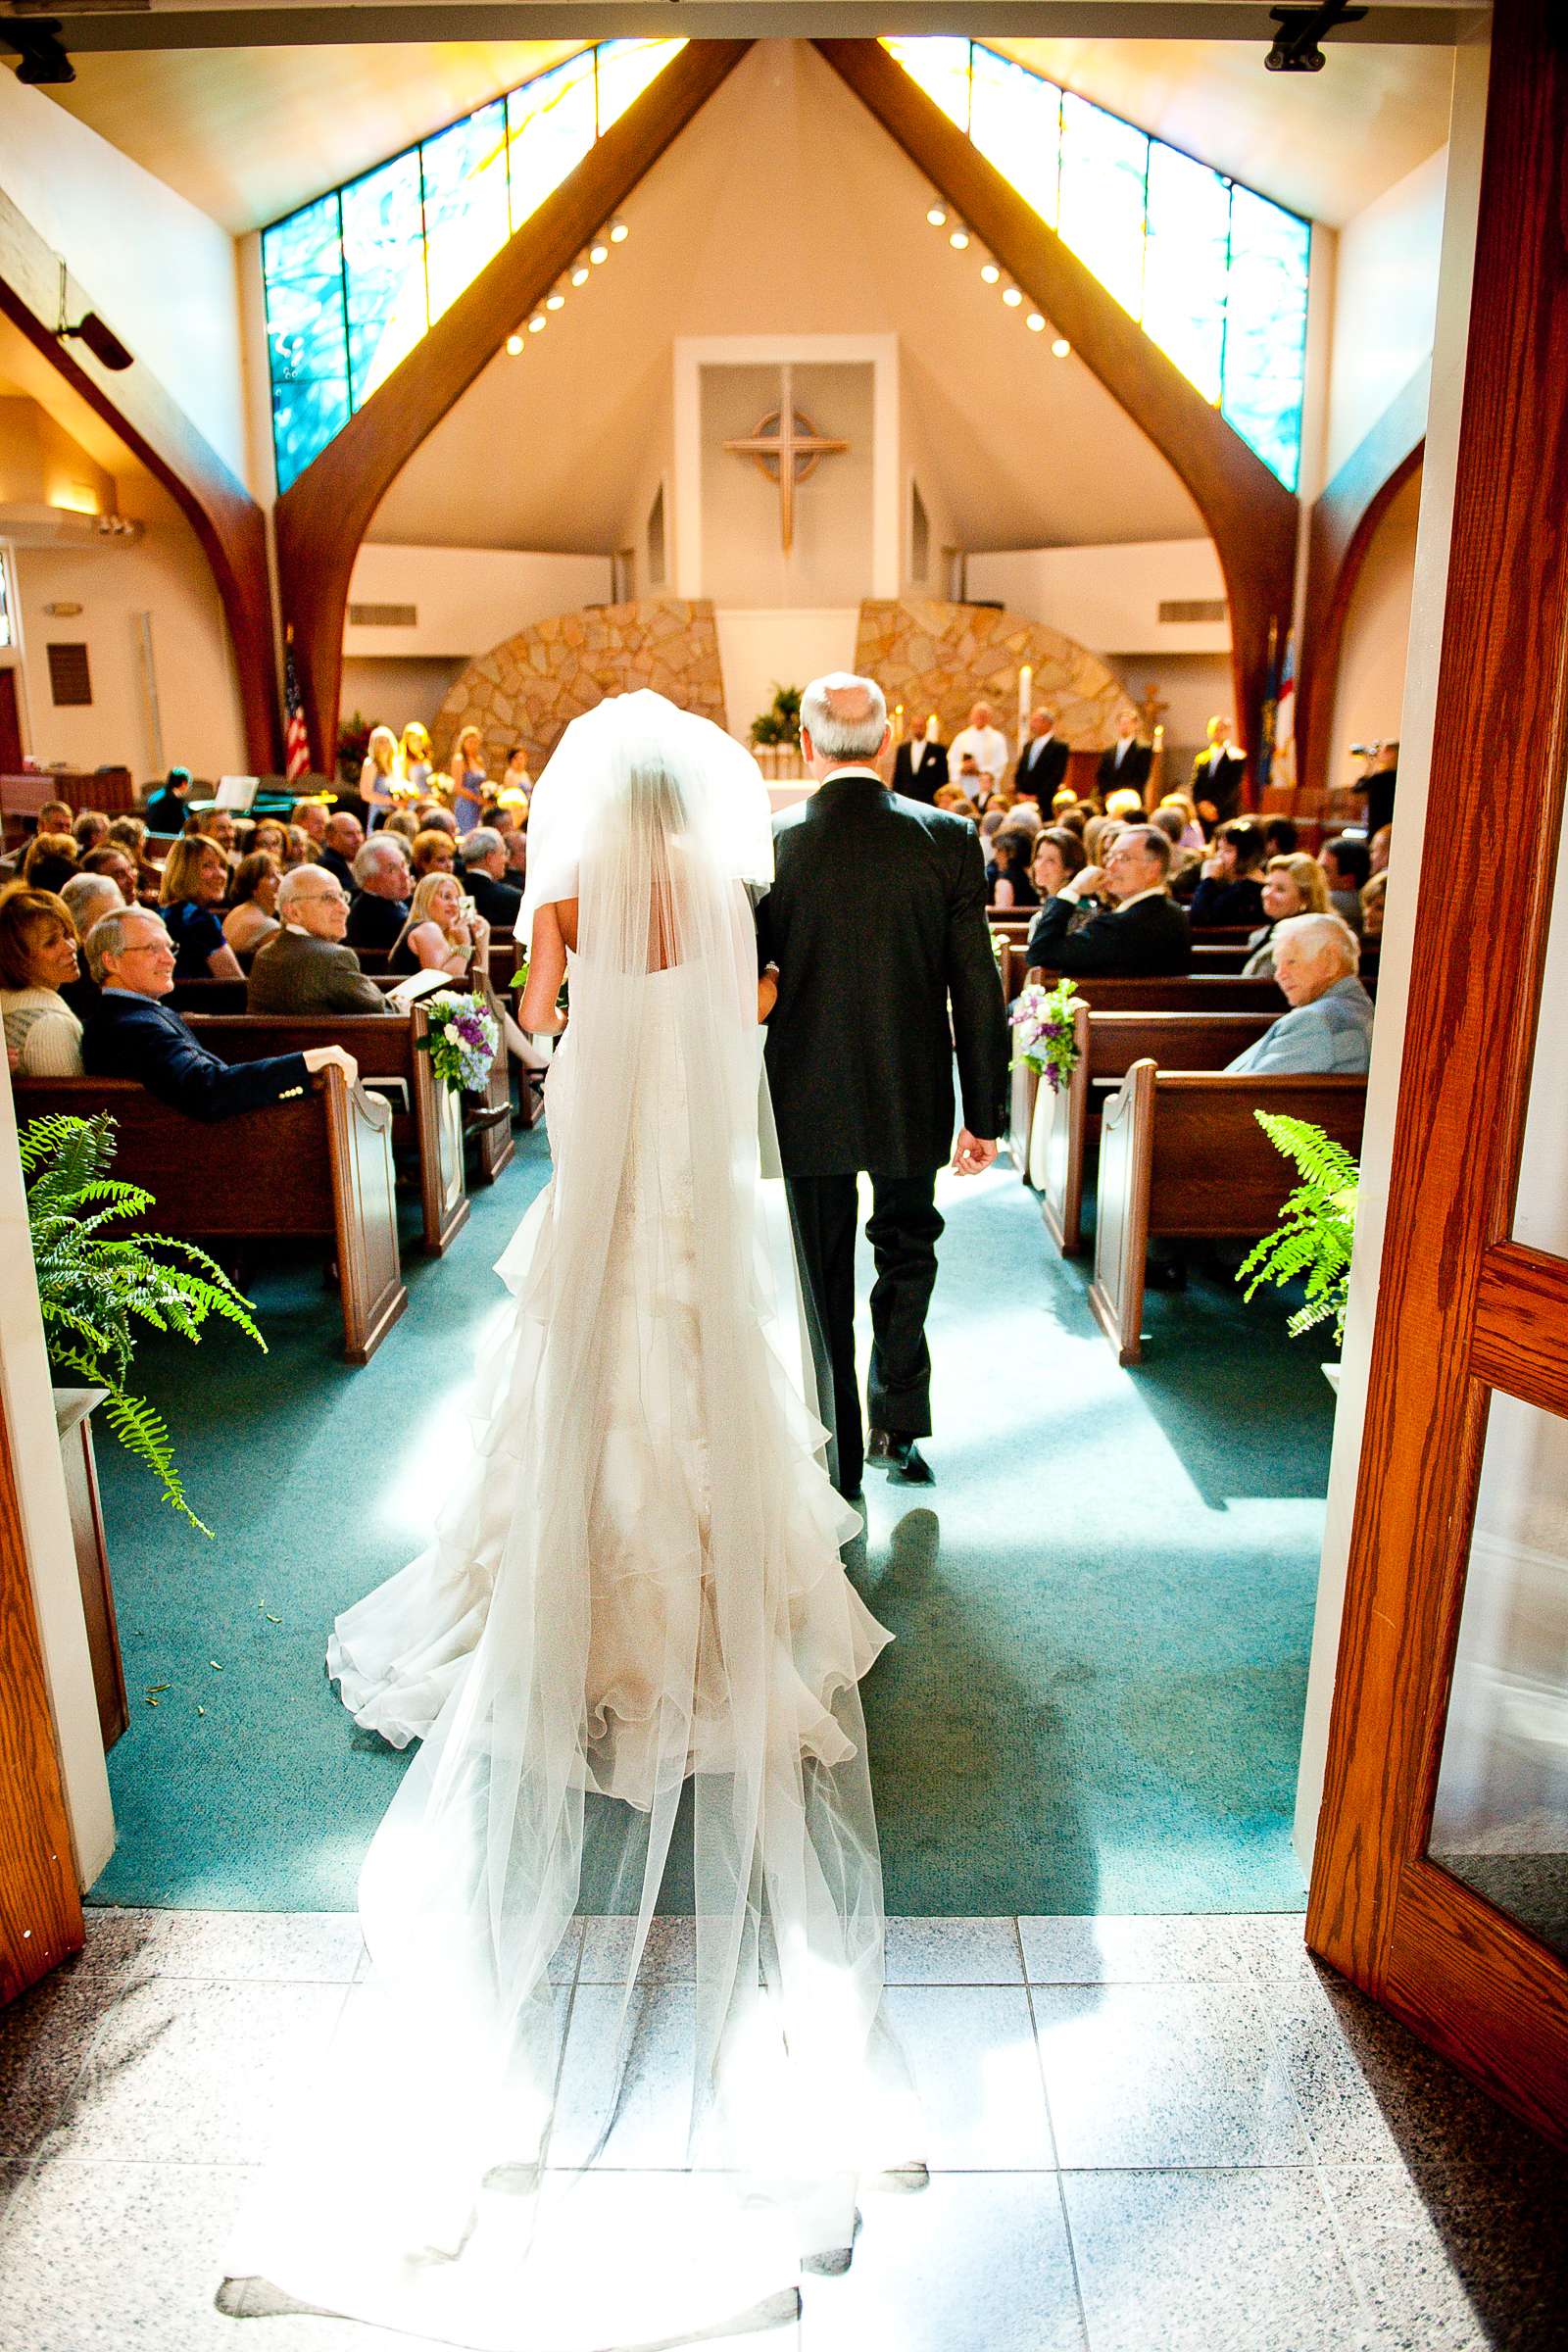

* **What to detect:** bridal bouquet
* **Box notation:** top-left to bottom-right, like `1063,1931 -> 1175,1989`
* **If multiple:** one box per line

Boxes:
1009,977 -> 1081,1094
416,992 -> 500,1093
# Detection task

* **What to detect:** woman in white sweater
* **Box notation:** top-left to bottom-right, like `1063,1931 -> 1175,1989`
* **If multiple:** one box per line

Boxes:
0,882 -> 87,1076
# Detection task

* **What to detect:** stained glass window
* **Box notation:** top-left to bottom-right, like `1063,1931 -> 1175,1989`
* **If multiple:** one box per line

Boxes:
880,38 -> 1311,491
262,39 -> 683,494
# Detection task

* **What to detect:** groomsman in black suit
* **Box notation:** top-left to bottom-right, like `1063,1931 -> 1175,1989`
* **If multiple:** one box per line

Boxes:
1013,707 -> 1070,803
1192,716 -> 1248,823
1097,711 -> 1152,801
892,714 -> 944,804
759,673 -> 1008,1500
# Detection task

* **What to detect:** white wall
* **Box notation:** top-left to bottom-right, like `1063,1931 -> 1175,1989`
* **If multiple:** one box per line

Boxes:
966,541 -> 1229,658
713,611 -> 858,744
1326,468 -> 1422,794
0,75 -> 251,490
344,544 -> 614,660
339,658 -> 468,744
1325,145 -> 1450,482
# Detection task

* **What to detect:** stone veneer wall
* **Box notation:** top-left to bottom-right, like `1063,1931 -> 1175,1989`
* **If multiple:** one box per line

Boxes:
432,599 -> 726,774
856,599 -> 1137,752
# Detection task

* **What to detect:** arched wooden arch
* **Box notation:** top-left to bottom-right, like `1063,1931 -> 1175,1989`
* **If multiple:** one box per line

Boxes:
812,37 -> 1300,776
0,185 -> 278,773
1297,358 -> 1431,807
273,39 -> 752,770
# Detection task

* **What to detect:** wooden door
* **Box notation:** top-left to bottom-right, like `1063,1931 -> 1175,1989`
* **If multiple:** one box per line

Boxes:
0,669 -> 23,776
1306,0 -> 1568,2146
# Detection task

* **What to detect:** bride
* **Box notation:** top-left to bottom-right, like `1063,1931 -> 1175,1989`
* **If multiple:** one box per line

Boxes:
230,692 -> 915,2350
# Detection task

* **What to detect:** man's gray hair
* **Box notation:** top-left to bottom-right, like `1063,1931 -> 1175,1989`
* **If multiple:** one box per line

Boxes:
353,837 -> 408,887
277,862 -> 339,913
801,672 -> 888,761
84,906 -> 163,983
1273,911 -> 1359,977
1121,823 -> 1173,878
460,826 -> 505,863
62,872 -> 123,933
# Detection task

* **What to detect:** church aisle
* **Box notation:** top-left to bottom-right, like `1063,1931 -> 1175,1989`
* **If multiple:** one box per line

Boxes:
0,1905 -> 1562,2351
86,1126 -> 1336,1916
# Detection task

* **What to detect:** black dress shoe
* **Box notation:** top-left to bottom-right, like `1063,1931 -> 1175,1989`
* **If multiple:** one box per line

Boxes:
867,1430 -> 934,1484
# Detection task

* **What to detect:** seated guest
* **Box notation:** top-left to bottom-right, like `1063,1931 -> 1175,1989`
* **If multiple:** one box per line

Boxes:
319,811 -> 364,894
416,804 -> 460,840
1263,816 -> 1299,858
142,767 -> 194,833
291,797 -> 329,849
248,865 -> 390,1015
503,825 -> 528,888
282,823 -> 316,870
1,883 -> 85,1075
445,726 -> 489,831
1157,793 -> 1206,852
22,833 -> 78,896
1027,822 -> 1191,975
159,836 -> 243,982
1360,871 -> 1387,944
80,844 -> 139,905
385,808 -> 421,846
1150,808 -> 1203,900
83,908 -> 357,1118
1365,741 -> 1398,838
1369,824 -> 1393,877
391,871 -> 490,978
1081,813 -> 1124,871
934,783 -> 979,825
1031,826 -> 1088,903
1097,711 -> 1152,800
1319,834 -> 1371,930
1242,854 -> 1330,977
105,817 -> 160,904
72,810 -> 110,857
459,826 -> 522,928
36,799 -> 74,835
1226,914 -> 1372,1075
223,852 -> 283,955
1103,787 -> 1145,824
412,826 -> 458,883
62,871 -> 124,945
194,808 -> 240,866
1014,706 -> 1068,802
987,827 -> 1040,910
1189,817 -> 1270,928
1054,806 -> 1087,840
345,836 -> 413,953
251,818 -> 288,860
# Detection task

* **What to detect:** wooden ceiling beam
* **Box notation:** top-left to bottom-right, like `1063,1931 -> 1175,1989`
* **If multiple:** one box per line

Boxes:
811,35 -> 1301,777
274,36 -> 752,769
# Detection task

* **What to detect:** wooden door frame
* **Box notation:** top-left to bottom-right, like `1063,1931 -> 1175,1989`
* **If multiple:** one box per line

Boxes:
1306,0 -> 1568,2146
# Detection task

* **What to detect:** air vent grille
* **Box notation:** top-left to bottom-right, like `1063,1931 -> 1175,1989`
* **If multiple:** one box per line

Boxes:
348,602 -> 417,628
1157,598 -> 1228,624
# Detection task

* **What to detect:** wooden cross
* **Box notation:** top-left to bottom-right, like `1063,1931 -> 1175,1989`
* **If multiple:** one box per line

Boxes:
723,365 -> 849,555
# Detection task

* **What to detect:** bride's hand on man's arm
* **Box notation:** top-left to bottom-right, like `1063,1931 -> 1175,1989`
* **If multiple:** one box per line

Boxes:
758,966 -> 779,1023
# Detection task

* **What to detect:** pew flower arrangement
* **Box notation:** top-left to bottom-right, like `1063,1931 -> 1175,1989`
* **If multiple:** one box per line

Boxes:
416,992 -> 500,1093
22,1112 -> 265,1537
1009,977 -> 1081,1095
1238,1112 -> 1360,1347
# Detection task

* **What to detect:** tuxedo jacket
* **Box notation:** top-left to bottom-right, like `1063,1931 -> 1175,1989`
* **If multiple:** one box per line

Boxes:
892,738 -> 943,805
1026,891 -> 1192,977
465,866 -> 523,929
757,774 -> 1009,1176
82,991 -> 310,1121
1192,746 -> 1247,820
246,928 -> 388,1017
1013,735 -> 1069,798
1097,739 -> 1152,796
318,847 -> 357,894
345,892 -> 410,954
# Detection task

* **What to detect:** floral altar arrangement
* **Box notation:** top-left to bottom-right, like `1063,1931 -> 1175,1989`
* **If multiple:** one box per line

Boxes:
1009,976 -> 1081,1095
1238,1112 -> 1360,1346
416,993 -> 500,1093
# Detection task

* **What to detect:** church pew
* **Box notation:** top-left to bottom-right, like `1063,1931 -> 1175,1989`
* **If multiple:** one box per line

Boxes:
1019,965 -> 1287,1013
13,1069 -> 406,1363
1088,1064 -> 1368,1366
1029,1004 -> 1278,1252
185,1004 -> 468,1256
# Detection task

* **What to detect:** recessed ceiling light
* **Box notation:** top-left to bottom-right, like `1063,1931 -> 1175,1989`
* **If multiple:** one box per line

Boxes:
589,238 -> 610,265
980,260 -> 1002,285
505,332 -> 524,357
527,311 -> 547,333
949,225 -> 970,250
545,284 -> 566,311
1052,337 -> 1071,358
1001,284 -> 1023,309
609,218 -> 629,243
926,202 -> 948,227
569,255 -> 591,286
1026,312 -> 1046,332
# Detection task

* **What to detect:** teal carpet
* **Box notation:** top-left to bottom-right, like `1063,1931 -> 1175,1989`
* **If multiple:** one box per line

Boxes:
88,1125 -> 1328,1917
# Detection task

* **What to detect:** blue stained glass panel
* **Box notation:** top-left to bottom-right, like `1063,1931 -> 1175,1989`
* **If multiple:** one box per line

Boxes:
881,36 -> 972,132
1222,184 -> 1311,490
506,53 -> 597,231
1057,90 -> 1149,318
595,36 -> 683,133
420,97 -> 510,325
262,193 -> 349,493
1142,142 -> 1232,406
970,45 -> 1061,231
340,149 -> 425,405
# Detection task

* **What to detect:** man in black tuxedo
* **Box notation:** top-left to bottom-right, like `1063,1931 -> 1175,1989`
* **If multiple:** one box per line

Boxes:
758,673 -> 1008,1500
319,811 -> 364,894
892,714 -> 943,805
1013,707 -> 1070,803
81,907 -> 358,1117
457,825 -> 524,929
1026,823 -> 1191,975
1096,711 -> 1152,801
1191,716 -> 1248,823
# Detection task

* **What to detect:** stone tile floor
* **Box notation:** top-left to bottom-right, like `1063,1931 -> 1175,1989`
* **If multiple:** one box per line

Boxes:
1,1911 -> 1563,2351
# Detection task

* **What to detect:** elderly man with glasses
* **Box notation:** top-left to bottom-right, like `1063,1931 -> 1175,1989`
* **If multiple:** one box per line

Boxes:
246,864 -> 393,1015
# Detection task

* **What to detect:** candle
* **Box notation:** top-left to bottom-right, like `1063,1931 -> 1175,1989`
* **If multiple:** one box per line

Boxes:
893,704 -> 905,744
928,711 -> 939,740
1018,663 -> 1032,739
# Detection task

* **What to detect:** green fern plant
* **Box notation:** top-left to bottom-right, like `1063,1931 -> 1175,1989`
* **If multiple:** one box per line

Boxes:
1238,1112 -> 1360,1347
21,1113 -> 266,1536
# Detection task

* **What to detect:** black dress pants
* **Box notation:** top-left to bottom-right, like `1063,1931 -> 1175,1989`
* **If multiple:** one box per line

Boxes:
785,1170 -> 944,1497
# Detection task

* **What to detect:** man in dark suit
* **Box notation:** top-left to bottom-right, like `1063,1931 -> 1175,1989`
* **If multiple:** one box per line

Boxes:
758,673 -> 1008,1500
319,811 -> 364,895
1013,707 -> 1070,803
247,866 -> 390,1014
81,907 -> 358,1117
1026,824 -> 1191,975
891,715 -> 943,805
1191,716 -> 1248,823
345,836 -> 413,954
458,825 -> 524,929
1097,712 -> 1152,801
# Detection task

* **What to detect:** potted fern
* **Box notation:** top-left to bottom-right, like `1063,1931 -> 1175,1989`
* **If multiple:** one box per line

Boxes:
1237,1111 -> 1359,1389
23,1112 -> 266,1537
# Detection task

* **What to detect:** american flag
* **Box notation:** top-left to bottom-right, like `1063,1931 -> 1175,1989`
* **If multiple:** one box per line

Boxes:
283,635 -> 311,781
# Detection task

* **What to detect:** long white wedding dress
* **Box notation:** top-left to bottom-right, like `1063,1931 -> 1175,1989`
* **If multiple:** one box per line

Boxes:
226,695 -> 915,2351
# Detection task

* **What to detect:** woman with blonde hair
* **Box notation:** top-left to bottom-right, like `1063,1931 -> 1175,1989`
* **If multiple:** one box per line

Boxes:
1242,853 -> 1331,977
0,882 -> 85,1075
400,721 -> 434,796
445,724 -> 489,831
360,724 -> 405,830
389,869 -> 489,978
1157,792 -> 1206,852
160,834 -> 243,981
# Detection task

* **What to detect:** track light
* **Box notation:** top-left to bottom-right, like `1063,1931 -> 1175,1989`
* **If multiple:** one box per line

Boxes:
949,224 -> 970,251
609,218 -> 629,243
9,18 -> 74,84
570,254 -> 592,286
527,311 -> 547,334
1026,312 -> 1046,332
1264,0 -> 1366,73
1052,337 -> 1071,359
53,264 -> 131,370
545,283 -> 566,311
1001,284 -> 1023,309
980,259 -> 1001,285
505,332 -> 524,357
926,201 -> 948,227
589,237 -> 610,265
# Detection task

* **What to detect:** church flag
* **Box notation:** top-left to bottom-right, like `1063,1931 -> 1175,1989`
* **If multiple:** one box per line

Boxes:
1271,632 -> 1298,798
283,636 -> 311,781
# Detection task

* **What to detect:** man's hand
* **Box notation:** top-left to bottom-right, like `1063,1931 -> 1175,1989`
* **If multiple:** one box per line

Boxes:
1067,865 -> 1102,898
304,1044 -> 360,1088
952,1130 -> 998,1176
